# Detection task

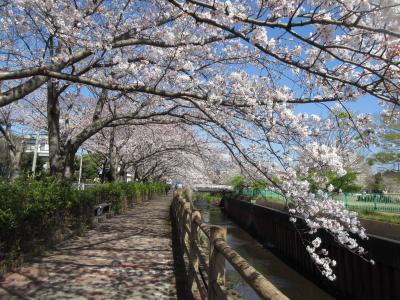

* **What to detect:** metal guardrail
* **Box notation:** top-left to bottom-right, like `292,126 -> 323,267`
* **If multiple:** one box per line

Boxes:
171,191 -> 288,300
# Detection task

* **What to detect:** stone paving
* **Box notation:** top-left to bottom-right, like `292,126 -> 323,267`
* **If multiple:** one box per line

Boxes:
0,195 -> 186,300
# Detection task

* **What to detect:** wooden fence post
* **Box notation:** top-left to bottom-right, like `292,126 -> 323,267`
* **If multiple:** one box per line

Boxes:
182,202 -> 191,250
178,197 -> 185,237
209,226 -> 227,300
190,209 -> 201,294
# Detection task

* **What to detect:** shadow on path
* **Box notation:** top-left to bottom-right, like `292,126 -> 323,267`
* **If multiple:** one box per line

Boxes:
0,195 -> 182,300
170,206 -> 193,300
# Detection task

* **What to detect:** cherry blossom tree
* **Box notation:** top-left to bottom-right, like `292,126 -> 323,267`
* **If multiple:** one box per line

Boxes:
85,123 -> 225,183
23,85 -> 189,177
0,0 -> 399,279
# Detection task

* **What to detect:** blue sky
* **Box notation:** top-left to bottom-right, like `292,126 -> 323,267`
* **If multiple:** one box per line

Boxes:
294,95 -> 381,118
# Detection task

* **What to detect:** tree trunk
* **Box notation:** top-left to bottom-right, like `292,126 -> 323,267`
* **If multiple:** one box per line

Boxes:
0,124 -> 23,179
62,146 -> 77,179
47,79 -> 64,176
47,83 -> 78,179
133,167 -> 140,181
46,36 -> 65,177
123,169 -> 128,182
9,143 -> 23,179
108,128 -> 120,182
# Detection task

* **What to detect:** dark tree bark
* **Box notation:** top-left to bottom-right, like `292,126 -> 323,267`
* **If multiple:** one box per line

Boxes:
0,124 -> 24,179
47,79 -> 64,176
9,142 -> 23,179
108,128 -> 119,182
62,143 -> 78,179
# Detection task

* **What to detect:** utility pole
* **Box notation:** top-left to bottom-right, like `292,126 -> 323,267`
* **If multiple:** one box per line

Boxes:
78,148 -> 83,189
31,133 -> 40,177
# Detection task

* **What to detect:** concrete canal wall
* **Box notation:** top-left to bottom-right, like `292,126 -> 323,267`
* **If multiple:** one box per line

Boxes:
222,195 -> 400,299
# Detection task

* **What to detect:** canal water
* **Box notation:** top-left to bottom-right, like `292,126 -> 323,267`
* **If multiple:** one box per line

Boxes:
194,199 -> 334,300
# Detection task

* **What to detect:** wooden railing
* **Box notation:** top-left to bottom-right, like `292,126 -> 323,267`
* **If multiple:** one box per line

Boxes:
171,191 -> 288,300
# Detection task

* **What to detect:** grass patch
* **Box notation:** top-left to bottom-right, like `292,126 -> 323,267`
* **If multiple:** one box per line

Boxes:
356,210 -> 400,224
193,192 -> 223,203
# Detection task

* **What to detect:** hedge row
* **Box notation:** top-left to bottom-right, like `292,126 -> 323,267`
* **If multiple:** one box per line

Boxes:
0,178 -> 166,274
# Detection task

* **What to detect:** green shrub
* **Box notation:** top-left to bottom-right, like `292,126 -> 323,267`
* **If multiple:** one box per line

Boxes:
230,175 -> 246,193
192,192 -> 222,203
0,178 -> 166,273
250,179 -> 268,189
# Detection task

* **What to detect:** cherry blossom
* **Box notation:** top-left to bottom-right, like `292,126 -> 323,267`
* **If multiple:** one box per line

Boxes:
0,0 -> 399,279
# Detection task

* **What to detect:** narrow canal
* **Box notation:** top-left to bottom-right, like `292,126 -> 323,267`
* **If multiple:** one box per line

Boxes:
194,199 -> 334,300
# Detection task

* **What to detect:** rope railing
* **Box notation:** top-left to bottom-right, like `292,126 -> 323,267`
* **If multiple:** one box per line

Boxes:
171,191 -> 289,300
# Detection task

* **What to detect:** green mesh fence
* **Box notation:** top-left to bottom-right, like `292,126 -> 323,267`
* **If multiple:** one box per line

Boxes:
235,188 -> 286,202
331,193 -> 400,213
234,187 -> 400,213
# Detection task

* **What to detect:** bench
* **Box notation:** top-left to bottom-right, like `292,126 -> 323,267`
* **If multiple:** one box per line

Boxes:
94,203 -> 111,216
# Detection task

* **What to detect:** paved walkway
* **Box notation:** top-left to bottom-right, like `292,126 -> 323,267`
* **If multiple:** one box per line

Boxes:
0,195 -> 187,300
